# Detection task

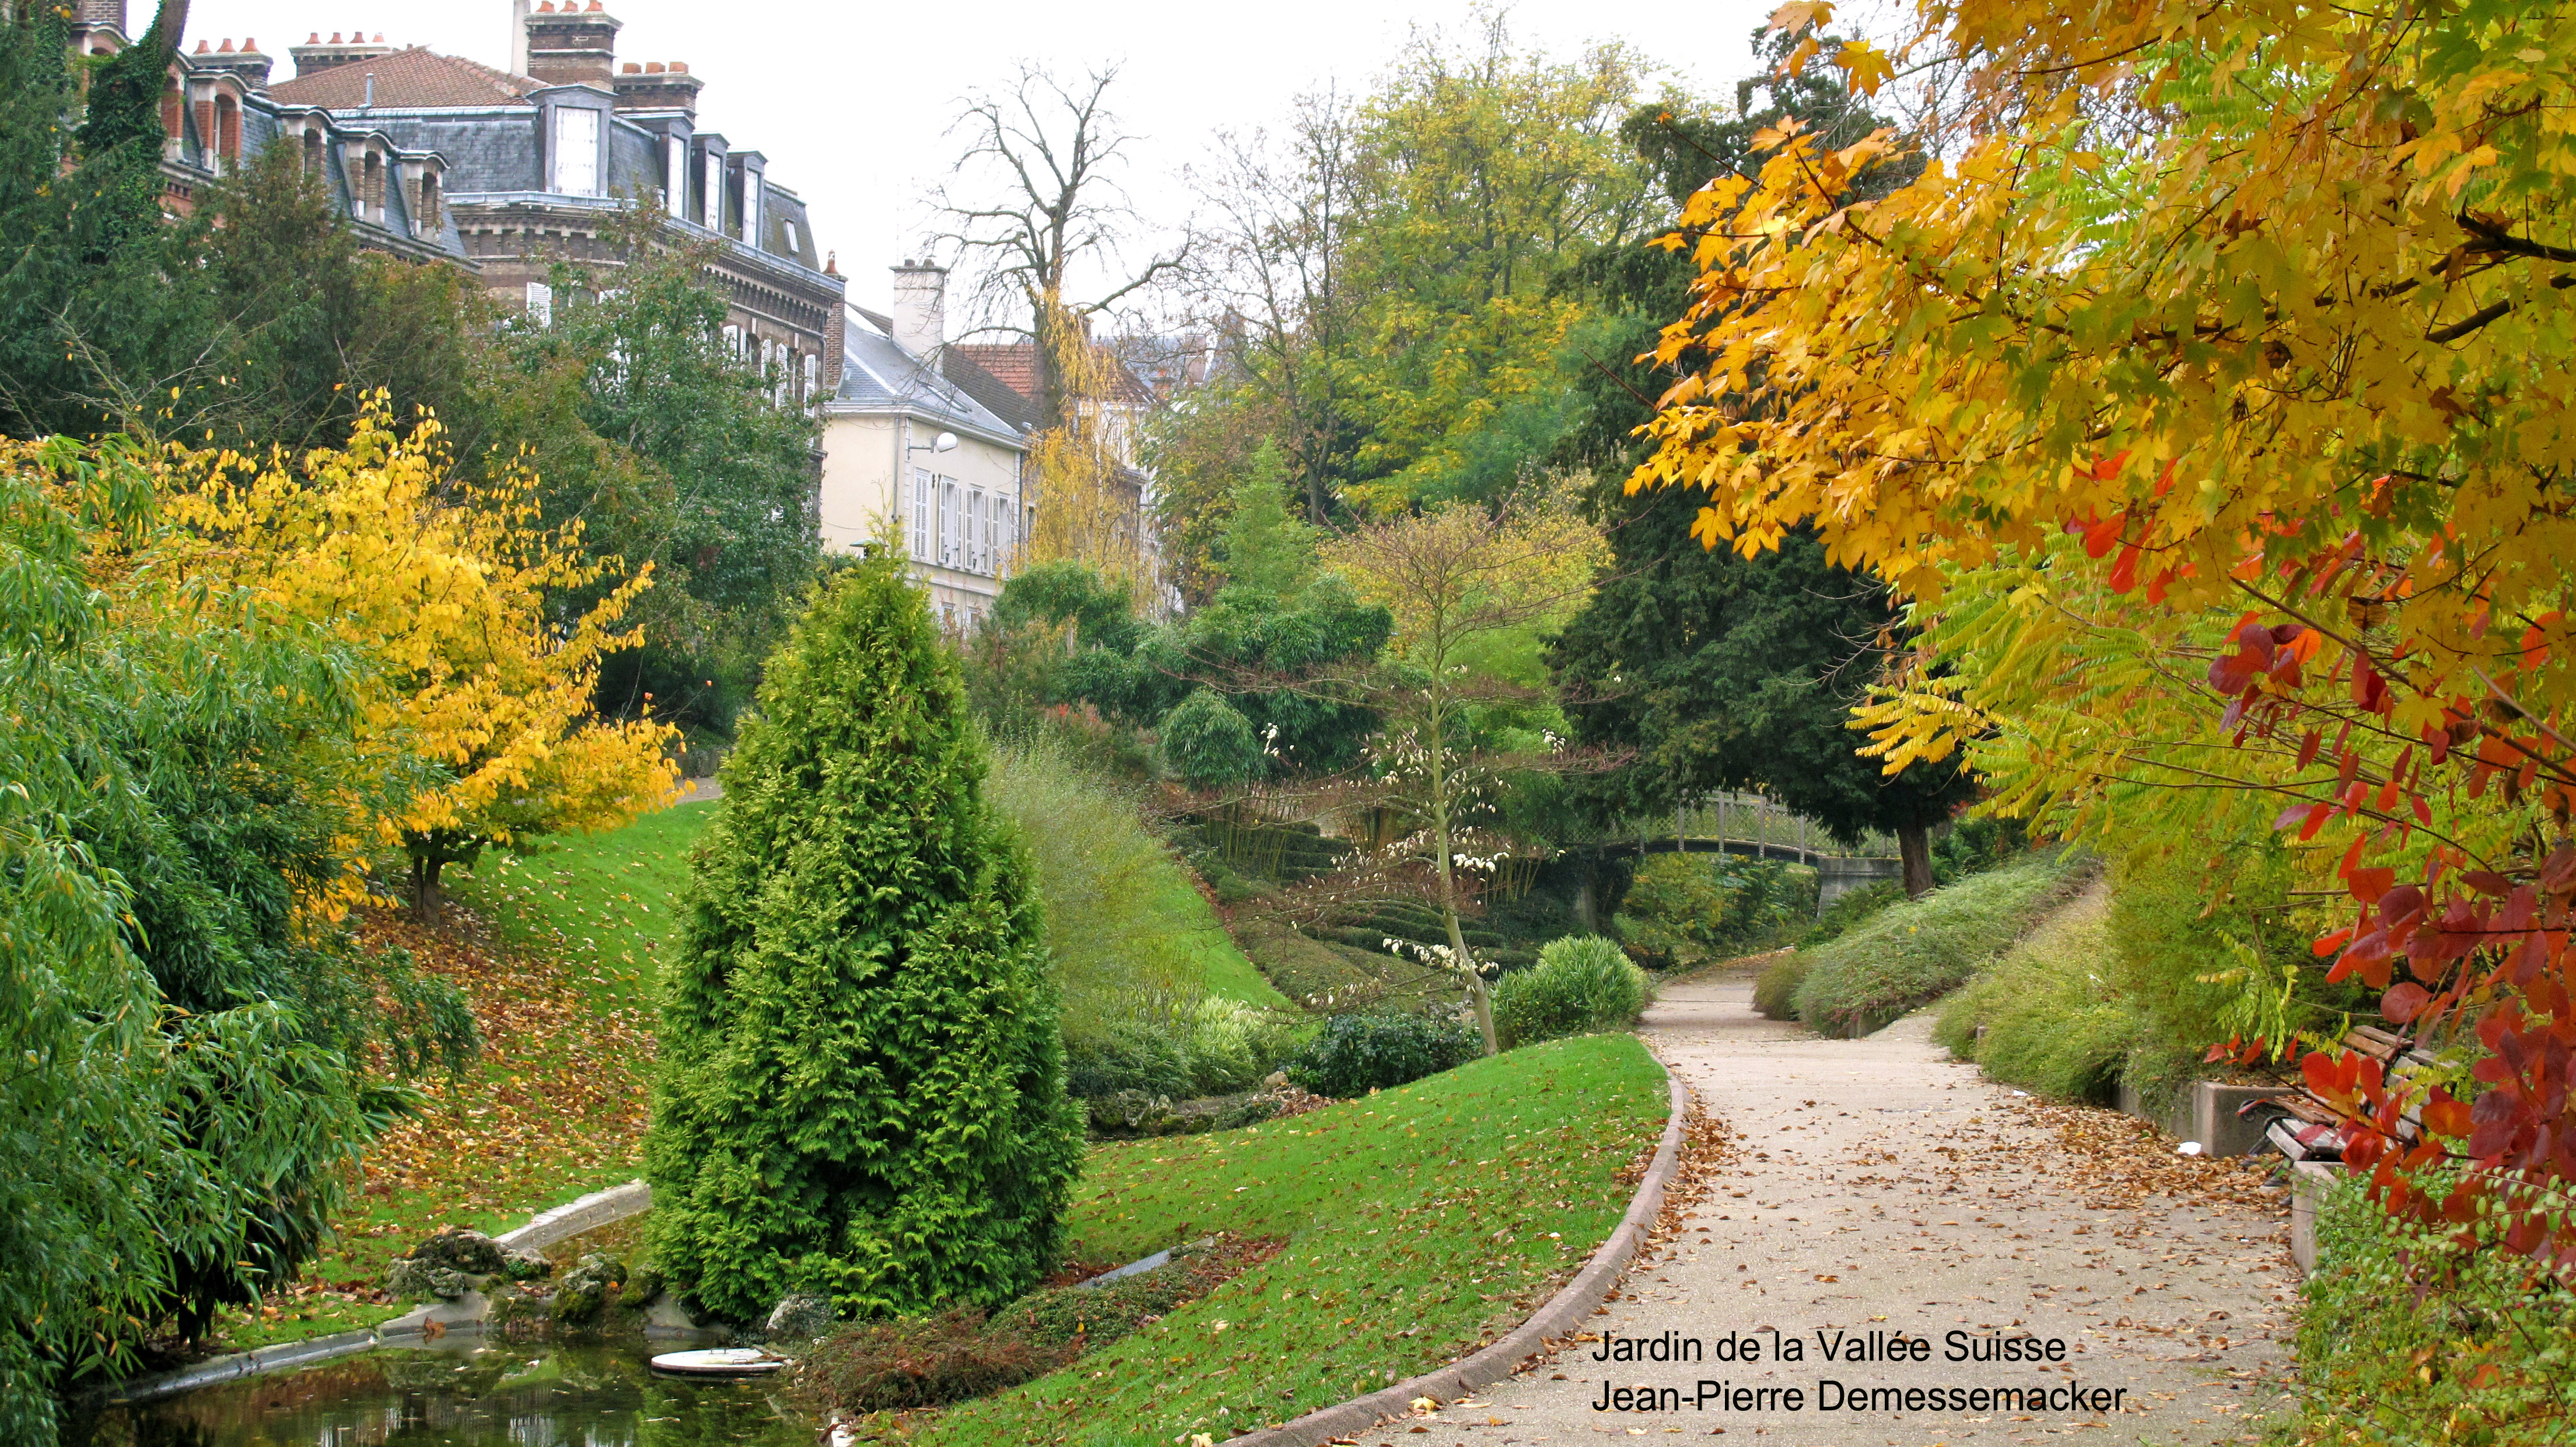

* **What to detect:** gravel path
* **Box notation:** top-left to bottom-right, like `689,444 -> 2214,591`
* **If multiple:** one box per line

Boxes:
1368,963 -> 2298,1446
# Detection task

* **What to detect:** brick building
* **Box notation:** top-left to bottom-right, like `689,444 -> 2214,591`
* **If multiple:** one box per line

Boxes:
72,0 -> 844,401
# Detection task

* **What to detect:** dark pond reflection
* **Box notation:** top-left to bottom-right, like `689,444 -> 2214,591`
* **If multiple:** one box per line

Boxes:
68,1341 -> 813,1447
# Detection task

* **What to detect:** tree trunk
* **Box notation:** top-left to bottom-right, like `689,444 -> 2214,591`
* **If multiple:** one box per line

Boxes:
1425,708 -> 1498,1057
1897,823 -> 1934,899
411,854 -> 444,927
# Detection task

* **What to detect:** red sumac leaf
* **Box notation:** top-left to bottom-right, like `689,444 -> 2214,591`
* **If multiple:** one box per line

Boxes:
2382,983 -> 2431,1022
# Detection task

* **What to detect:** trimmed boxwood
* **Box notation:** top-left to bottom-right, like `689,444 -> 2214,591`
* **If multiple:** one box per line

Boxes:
1284,1013 -> 1480,1098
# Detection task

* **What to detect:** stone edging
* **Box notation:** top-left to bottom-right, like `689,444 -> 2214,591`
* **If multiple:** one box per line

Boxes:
90,1177 -> 656,1407
1229,1051 -> 1692,1447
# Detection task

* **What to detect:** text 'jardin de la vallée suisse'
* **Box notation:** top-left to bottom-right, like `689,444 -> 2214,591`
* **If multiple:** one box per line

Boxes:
1584,1326 -> 2130,1417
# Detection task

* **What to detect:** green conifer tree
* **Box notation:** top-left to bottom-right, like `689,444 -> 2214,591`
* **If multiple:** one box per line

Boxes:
646,555 -> 1082,1323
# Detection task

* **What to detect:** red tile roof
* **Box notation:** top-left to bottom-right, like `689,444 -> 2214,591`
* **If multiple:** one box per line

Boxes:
951,343 -> 1038,403
271,47 -> 538,109
951,341 -> 1158,411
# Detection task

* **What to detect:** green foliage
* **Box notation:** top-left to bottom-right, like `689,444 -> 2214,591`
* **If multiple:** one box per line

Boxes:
1799,878 -> 1905,948
2288,1178 -> 2576,1443
1493,936 -> 1647,1048
1932,888 -> 2136,1103
0,439 -> 475,1441
1064,997 -> 1303,1102
1617,854 -> 1816,962
520,205 -> 822,736
1331,20 -> 1657,511
910,1035 -> 1667,1443
2105,848 -> 2364,1063
1159,688 -> 1265,789
992,560 -> 1146,656
1751,952 -> 1812,1022
1217,439 -> 1318,596
1285,1013 -> 1482,1098
645,557 -> 1083,1323
1019,558 -> 1388,778
1552,524 -> 1976,852
0,3 -> 188,438
920,735 -> 1296,1106
1789,853 -> 2080,1037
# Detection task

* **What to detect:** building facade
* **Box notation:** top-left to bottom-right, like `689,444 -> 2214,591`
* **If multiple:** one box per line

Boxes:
818,264 -> 1034,631
72,0 -> 844,401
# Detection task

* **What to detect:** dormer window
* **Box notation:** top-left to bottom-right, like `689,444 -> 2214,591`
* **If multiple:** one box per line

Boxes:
416,167 -> 442,235
302,128 -> 324,175
551,106 -> 600,196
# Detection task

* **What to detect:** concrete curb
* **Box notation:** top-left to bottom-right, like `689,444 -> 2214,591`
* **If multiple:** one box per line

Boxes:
1230,1051 -> 1692,1447
90,1177 -> 658,1406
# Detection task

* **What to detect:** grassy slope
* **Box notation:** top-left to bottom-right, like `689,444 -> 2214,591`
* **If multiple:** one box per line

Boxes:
1153,870 -> 1294,1011
1788,851 -> 2082,1037
446,798 -> 715,1013
909,1033 -> 1668,1446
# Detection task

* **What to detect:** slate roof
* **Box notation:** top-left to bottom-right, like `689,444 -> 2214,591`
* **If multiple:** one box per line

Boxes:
834,314 -> 1023,443
271,47 -> 540,109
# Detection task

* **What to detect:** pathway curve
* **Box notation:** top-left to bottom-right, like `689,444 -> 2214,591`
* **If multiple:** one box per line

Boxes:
1378,963 -> 2298,1446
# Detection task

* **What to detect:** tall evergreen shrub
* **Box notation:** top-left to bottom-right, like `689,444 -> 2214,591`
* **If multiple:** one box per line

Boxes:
646,557 -> 1083,1323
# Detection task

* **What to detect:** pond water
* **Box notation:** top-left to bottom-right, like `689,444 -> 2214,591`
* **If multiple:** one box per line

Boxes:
68,1340 -> 816,1447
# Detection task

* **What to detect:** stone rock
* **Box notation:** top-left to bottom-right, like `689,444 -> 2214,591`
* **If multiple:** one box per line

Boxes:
405,1226 -> 510,1277
764,1292 -> 835,1343
552,1252 -> 628,1328
621,1263 -> 668,1308
501,1246 -> 553,1281
385,1257 -> 473,1302
1262,1070 -> 1289,1089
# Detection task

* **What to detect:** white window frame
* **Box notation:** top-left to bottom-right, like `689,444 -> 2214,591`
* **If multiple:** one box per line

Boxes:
524,281 -> 554,326
550,106 -> 600,197
967,488 -> 986,574
994,494 -> 1015,574
663,132 -> 685,214
910,469 -> 931,561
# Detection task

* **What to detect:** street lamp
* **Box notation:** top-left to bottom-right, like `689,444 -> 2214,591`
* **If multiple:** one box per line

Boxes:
908,431 -> 958,455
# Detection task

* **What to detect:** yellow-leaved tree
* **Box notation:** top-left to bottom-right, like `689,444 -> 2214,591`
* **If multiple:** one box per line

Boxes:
1634,0 -> 2576,1260
153,400 -> 678,920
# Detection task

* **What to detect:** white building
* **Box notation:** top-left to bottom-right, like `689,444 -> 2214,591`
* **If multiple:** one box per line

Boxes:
817,263 -> 1032,630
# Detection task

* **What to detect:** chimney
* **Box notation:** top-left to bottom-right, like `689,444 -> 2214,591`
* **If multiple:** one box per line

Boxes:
289,31 -> 395,76
509,0 -> 531,76
612,58 -> 704,114
524,0 -> 622,89
197,37 -> 275,90
890,261 -> 946,358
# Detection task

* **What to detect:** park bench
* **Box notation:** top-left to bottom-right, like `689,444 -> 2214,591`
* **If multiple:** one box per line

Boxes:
2235,1025 -> 2435,1163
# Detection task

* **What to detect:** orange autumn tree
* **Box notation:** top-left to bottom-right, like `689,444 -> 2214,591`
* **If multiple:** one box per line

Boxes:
154,400 -> 678,919
1633,0 -> 2576,1263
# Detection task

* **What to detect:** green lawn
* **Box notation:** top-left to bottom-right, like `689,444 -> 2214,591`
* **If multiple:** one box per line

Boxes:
445,799 -> 715,1015
903,1033 -> 1668,1445
448,800 -> 1293,1015
1152,870 -> 1296,1011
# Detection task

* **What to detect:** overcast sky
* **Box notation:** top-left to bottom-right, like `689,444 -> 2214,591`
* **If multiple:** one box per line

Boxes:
177,0 -> 1783,316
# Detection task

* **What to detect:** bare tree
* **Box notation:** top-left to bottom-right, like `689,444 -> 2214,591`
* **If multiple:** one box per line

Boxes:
928,64 -> 1185,434
1184,90 -> 1359,523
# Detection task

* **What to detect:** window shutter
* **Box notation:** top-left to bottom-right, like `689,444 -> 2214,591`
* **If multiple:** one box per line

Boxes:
524,282 -> 554,326
911,469 -> 930,561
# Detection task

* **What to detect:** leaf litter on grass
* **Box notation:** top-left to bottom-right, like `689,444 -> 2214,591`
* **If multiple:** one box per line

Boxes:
207,904 -> 655,1352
